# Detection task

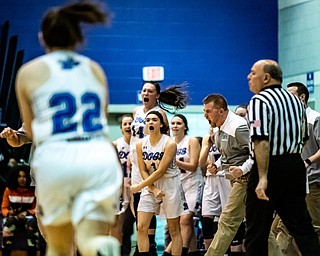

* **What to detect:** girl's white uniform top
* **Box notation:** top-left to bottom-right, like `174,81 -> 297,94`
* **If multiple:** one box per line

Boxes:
205,144 -> 222,176
115,137 -> 130,178
175,135 -> 202,180
202,144 -> 231,216
130,105 -> 161,186
141,134 -> 178,178
138,134 -> 188,218
31,51 -> 109,145
175,135 -> 203,213
30,51 -> 122,226
115,137 -> 131,212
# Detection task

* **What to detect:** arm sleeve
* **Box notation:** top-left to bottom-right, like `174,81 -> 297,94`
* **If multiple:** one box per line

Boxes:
235,124 -> 253,175
249,97 -> 269,141
240,158 -> 254,175
1,188 -> 10,217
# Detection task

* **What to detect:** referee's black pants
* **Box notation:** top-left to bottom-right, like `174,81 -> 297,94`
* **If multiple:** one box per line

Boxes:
245,153 -> 320,256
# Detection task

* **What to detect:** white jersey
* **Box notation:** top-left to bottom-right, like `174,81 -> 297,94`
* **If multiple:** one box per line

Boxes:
130,105 -> 161,149
206,144 -> 222,176
29,51 -> 122,226
130,105 -> 161,185
114,137 -> 131,214
115,137 -> 130,178
175,135 -> 202,181
138,134 -> 187,218
141,134 -> 179,179
31,51 -> 109,145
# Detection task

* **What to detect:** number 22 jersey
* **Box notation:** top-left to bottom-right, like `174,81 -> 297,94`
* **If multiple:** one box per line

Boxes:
30,50 -> 109,145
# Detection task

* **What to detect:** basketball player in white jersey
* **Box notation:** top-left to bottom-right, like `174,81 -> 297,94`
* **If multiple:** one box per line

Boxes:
164,114 -> 203,256
130,81 -> 187,254
15,1 -> 122,255
130,110 -> 188,256
111,114 -> 133,248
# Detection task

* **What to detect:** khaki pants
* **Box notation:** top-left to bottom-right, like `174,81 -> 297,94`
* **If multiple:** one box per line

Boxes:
272,215 -> 301,256
205,175 -> 282,256
306,183 -> 320,245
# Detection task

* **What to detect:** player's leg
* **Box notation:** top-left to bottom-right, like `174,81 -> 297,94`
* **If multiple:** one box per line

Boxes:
136,211 -> 154,253
44,223 -> 74,256
76,219 -> 119,256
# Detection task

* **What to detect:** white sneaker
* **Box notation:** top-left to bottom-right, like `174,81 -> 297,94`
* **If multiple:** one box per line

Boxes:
97,236 -> 120,256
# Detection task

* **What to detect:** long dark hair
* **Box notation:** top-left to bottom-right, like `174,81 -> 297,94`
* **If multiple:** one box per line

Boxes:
41,0 -> 109,48
145,81 -> 188,113
7,162 -> 32,190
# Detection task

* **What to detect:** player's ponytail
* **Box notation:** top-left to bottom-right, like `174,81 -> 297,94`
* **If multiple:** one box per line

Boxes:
41,0 -> 109,48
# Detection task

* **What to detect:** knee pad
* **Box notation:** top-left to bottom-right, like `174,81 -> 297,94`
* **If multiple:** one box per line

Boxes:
201,217 -> 217,239
149,215 -> 157,229
231,221 -> 246,246
133,192 -> 141,220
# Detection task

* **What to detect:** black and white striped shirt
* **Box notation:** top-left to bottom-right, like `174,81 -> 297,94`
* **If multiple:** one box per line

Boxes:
248,84 -> 308,156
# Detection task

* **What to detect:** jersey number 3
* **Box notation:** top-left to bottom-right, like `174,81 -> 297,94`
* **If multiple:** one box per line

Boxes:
50,92 -> 103,134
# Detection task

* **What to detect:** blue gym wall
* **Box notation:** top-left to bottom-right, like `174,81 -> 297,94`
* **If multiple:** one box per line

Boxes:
1,0 -> 278,106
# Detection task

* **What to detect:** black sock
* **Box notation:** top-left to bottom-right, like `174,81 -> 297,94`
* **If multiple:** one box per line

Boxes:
188,251 -> 200,256
148,234 -> 156,244
163,251 -> 171,256
182,247 -> 189,256
229,252 -> 244,256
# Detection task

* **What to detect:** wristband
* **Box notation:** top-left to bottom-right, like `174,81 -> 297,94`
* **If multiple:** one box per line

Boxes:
305,158 -> 312,166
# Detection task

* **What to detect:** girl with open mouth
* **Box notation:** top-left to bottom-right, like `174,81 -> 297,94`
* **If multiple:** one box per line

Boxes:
130,111 -> 188,256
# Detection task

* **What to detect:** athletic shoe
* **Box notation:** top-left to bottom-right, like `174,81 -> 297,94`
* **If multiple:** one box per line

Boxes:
96,236 -> 120,256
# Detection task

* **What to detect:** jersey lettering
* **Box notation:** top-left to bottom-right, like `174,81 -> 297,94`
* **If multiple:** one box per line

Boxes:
209,145 -> 218,153
134,117 -> 145,124
176,147 -> 187,155
118,151 -> 129,160
142,151 -> 164,161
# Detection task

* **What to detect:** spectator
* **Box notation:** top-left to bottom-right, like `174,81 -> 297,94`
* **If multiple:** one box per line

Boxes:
1,162 -> 38,256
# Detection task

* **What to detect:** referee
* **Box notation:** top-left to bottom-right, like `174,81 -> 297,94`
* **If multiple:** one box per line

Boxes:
245,59 -> 320,256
